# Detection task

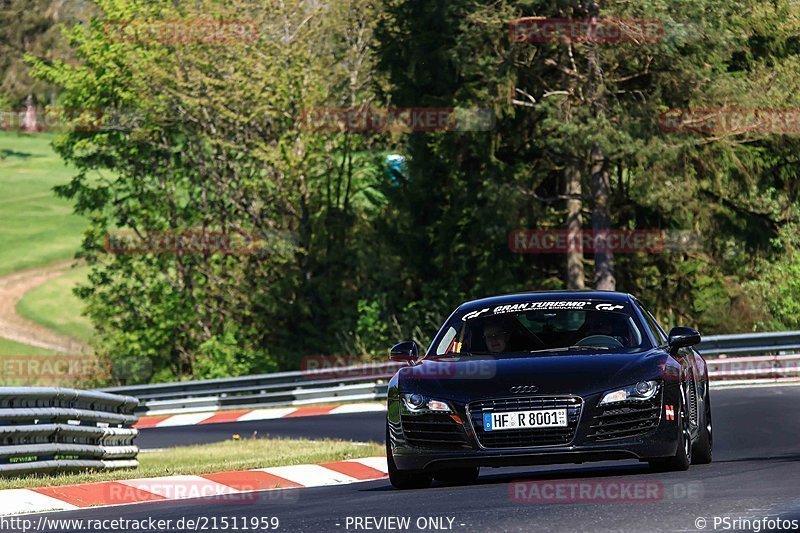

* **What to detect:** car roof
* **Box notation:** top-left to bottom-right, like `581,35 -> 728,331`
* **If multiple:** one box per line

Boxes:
456,290 -> 634,312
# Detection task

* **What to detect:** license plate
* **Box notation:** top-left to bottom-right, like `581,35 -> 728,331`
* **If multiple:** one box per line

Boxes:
483,409 -> 567,431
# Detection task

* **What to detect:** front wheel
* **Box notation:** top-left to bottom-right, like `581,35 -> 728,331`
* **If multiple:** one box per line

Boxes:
386,423 -> 432,489
649,396 -> 692,472
692,390 -> 713,464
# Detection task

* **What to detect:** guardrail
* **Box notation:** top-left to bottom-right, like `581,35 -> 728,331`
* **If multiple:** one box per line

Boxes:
101,362 -> 402,415
695,330 -> 800,356
100,331 -> 800,414
0,388 -> 140,476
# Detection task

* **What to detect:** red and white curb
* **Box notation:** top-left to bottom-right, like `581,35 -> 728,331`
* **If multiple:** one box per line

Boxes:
0,456 -> 388,516
134,402 -> 387,429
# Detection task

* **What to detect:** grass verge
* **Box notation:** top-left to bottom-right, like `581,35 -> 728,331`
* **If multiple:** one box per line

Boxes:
0,437 -> 384,490
0,337 -> 56,357
0,132 -> 86,276
16,265 -> 94,344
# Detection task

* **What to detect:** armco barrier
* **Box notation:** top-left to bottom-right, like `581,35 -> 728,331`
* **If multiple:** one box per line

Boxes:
99,331 -> 800,415
0,388 -> 140,476
100,362 -> 402,415
695,330 -> 800,356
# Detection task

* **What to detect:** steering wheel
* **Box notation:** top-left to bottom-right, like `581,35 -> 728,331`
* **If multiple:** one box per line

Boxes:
575,335 -> 624,348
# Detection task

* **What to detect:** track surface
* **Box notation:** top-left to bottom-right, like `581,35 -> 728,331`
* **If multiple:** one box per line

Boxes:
17,386 -> 800,532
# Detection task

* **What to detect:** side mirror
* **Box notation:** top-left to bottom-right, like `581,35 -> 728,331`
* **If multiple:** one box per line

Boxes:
390,341 -> 419,363
667,327 -> 701,351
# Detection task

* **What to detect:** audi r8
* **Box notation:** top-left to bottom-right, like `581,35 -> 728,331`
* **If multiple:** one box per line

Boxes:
386,291 -> 712,489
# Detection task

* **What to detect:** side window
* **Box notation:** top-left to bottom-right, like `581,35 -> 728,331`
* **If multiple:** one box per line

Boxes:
435,327 -> 457,355
637,303 -> 668,345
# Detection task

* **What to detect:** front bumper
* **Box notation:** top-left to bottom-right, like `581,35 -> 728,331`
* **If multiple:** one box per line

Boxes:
389,386 -> 680,472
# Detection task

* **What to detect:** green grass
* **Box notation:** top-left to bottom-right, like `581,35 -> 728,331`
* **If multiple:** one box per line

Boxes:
16,265 -> 94,344
0,437 -> 385,490
0,337 -> 56,357
0,132 -> 87,276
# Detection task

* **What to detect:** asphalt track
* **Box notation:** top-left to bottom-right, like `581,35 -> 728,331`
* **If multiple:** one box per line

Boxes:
16,385 -> 800,533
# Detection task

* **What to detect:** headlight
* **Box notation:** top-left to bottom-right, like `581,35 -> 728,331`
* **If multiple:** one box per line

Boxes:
401,394 -> 452,413
598,380 -> 660,406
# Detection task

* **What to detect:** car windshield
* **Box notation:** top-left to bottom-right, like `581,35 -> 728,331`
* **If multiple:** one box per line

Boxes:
433,300 -> 648,356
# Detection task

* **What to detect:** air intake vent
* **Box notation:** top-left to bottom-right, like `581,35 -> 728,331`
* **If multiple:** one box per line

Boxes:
587,391 -> 662,441
401,413 -> 469,448
687,379 -> 698,425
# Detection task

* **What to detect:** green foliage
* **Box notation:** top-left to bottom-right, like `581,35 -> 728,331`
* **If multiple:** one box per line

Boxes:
12,0 -> 800,383
749,222 -> 800,331
373,0 -> 800,331
25,0 -> 395,382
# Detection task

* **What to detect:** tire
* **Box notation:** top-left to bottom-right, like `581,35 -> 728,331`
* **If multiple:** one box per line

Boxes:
386,423 -> 432,489
649,391 -> 692,472
692,390 -> 713,464
433,467 -> 480,484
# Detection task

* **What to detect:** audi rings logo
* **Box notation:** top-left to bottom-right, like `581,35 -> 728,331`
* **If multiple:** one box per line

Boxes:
510,385 -> 539,394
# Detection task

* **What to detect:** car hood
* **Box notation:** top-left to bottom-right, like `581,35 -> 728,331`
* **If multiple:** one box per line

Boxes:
397,349 -> 669,400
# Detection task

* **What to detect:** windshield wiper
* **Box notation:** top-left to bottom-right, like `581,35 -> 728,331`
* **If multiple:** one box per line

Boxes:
437,351 -> 494,357
526,347 -> 571,354
523,346 -> 613,354
567,345 -> 612,350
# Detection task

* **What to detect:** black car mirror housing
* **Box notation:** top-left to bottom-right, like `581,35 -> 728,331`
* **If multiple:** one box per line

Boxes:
667,327 -> 701,352
390,341 -> 419,363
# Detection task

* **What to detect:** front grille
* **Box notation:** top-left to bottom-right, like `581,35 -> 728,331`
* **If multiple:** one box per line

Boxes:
587,391 -> 662,441
401,413 -> 469,448
468,396 -> 582,449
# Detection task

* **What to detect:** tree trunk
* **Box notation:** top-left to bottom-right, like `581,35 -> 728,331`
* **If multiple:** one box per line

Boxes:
585,1 -> 615,290
565,163 -> 585,289
591,143 -> 615,290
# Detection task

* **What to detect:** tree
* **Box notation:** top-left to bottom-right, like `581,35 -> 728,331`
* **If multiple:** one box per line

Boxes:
0,0 -> 90,107
31,0 -> 389,381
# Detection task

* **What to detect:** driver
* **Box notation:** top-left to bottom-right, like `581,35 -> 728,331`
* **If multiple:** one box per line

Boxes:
483,322 -> 511,353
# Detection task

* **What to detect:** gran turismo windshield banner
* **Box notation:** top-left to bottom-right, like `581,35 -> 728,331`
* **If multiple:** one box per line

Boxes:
462,300 -> 626,321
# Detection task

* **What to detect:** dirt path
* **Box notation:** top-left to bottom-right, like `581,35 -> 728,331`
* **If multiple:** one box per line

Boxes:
0,261 -> 89,353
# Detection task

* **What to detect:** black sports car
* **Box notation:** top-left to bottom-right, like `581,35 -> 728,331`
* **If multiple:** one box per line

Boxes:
386,291 -> 712,489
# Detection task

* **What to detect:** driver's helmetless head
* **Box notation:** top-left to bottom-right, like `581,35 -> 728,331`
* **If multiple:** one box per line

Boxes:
483,323 -> 510,353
